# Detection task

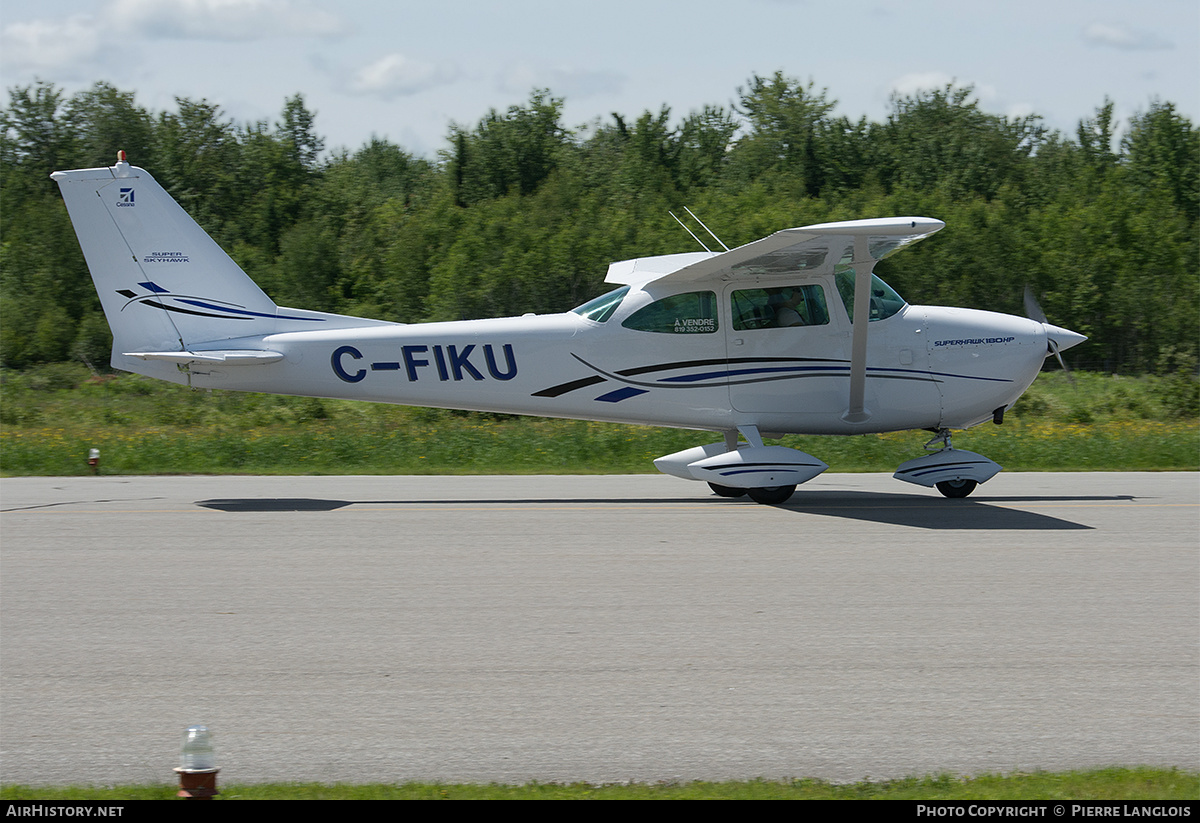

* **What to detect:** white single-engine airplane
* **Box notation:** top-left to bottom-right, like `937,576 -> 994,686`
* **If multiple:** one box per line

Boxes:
53,155 -> 1085,504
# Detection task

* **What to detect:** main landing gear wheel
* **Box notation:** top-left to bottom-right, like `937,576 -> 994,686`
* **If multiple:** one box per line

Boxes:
936,479 -> 978,499
746,485 -> 797,505
708,482 -> 747,498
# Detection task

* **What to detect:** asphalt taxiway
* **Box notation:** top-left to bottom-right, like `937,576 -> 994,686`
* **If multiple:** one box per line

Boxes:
1,472 -> 1196,785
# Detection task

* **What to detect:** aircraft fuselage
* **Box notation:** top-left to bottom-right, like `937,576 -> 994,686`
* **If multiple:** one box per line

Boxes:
164,279 -> 1051,436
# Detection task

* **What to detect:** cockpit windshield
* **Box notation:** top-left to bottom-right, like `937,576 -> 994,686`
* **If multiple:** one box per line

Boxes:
833,270 -> 906,322
571,286 -> 629,323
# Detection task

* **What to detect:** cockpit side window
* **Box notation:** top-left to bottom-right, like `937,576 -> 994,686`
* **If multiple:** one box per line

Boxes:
833,271 -> 906,322
571,286 -> 629,323
621,291 -> 718,334
731,284 -> 830,330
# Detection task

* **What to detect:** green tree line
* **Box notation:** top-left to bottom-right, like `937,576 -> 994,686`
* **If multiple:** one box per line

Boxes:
2,74 -> 1196,374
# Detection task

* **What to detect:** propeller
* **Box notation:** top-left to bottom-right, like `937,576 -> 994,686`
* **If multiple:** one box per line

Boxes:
1024,286 -> 1078,384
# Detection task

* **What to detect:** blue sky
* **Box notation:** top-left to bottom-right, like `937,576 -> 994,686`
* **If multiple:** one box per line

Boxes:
3,0 -> 1197,158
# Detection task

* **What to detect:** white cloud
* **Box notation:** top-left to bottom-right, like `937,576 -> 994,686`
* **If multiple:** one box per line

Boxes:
886,73 -> 1008,106
109,0 -> 350,41
347,54 -> 458,99
0,15 -> 102,76
1006,102 -> 1038,122
888,72 -> 959,98
497,65 -> 624,99
0,0 -> 349,78
1082,22 -> 1173,51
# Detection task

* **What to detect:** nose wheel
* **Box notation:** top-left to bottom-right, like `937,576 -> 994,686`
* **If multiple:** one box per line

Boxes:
935,478 -> 977,498
893,429 -> 1001,498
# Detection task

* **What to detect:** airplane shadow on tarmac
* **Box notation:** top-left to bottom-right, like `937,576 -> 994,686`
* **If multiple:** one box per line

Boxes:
771,490 -> 1113,530
194,489 -> 1126,530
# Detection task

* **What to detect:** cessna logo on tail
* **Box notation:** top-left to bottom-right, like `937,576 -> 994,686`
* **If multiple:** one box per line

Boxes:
118,188 -> 135,206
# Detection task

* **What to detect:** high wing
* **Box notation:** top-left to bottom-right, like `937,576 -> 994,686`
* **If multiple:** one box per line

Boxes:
607,217 -> 945,422
606,217 -> 944,287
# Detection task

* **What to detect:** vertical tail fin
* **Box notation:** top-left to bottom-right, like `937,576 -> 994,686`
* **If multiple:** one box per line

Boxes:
52,157 -> 280,375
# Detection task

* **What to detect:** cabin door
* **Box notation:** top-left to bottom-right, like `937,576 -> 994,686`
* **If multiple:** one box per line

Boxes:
723,279 -> 851,416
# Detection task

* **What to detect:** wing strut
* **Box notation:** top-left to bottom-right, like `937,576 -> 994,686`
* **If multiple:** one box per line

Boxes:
843,234 -> 876,423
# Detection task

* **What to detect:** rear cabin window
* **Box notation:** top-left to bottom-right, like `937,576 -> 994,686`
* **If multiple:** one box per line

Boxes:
621,291 -> 718,334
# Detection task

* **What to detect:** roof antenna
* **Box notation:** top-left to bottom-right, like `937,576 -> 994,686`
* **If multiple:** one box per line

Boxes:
669,207 -> 731,253
684,206 -> 730,251
669,210 -> 712,252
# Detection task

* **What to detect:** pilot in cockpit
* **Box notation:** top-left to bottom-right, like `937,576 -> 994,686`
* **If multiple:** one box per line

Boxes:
772,288 -> 808,327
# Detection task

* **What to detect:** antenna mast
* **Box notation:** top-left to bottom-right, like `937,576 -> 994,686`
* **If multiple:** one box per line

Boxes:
668,207 -> 731,253
669,211 -> 711,252
684,206 -> 730,251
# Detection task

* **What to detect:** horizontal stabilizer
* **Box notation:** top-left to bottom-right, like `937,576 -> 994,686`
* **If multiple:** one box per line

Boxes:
124,350 -> 285,365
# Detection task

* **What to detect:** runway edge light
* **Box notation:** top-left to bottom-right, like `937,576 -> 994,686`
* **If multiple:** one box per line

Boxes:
175,724 -> 219,800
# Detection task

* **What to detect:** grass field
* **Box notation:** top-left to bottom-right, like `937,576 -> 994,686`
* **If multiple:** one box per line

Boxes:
1,365 -> 1196,476
2,768 -> 1197,800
